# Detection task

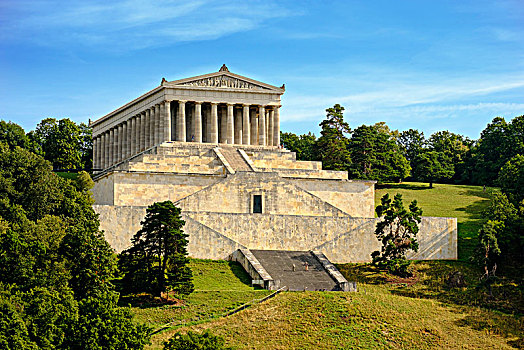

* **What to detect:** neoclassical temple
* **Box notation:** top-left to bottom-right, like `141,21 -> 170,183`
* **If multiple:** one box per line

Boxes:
90,65 -> 457,264
91,65 -> 284,170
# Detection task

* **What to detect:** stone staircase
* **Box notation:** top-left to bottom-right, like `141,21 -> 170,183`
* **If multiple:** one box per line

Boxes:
218,147 -> 252,172
246,250 -> 350,291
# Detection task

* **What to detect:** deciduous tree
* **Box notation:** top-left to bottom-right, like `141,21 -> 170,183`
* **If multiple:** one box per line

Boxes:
412,150 -> 454,188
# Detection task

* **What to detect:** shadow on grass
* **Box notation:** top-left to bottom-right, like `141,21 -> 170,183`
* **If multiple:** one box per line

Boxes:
118,293 -> 184,309
227,261 -> 253,287
338,260 -> 524,348
376,183 -> 429,191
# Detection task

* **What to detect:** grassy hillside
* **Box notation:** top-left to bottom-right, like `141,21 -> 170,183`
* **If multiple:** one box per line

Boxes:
125,260 -> 270,333
375,182 -> 496,260
153,280 -> 522,349
139,183 -> 523,349
146,261 -> 522,349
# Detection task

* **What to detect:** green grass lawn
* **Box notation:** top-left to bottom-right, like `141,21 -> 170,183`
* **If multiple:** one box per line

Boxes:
55,171 -> 79,180
123,259 -> 270,348
375,182 -> 497,261
155,285 -> 522,349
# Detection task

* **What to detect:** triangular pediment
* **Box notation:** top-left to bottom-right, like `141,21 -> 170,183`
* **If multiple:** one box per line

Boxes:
165,66 -> 284,93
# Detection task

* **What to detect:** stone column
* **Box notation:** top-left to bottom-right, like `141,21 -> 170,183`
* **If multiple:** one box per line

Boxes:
99,134 -> 104,169
148,108 -> 154,148
234,106 -> 242,145
204,105 -> 210,142
92,136 -> 98,170
273,106 -> 280,147
220,106 -> 227,143
130,116 -> 136,157
258,106 -> 266,146
210,103 -> 218,143
227,103 -> 234,144
122,122 -> 128,161
100,133 -> 106,169
154,104 -> 161,145
250,108 -> 257,145
163,101 -> 171,142
141,112 -> 147,151
268,109 -> 274,146
136,114 -> 142,154
117,124 -> 123,163
108,128 -> 114,166
242,105 -> 250,145
144,109 -> 150,149
177,101 -> 186,142
105,131 -> 111,168
194,102 -> 202,143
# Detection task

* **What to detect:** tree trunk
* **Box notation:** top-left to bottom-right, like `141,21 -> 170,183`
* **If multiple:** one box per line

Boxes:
429,181 -> 433,188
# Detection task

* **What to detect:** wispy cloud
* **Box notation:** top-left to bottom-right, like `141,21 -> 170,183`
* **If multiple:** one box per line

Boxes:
281,72 -> 524,134
0,0 -> 292,50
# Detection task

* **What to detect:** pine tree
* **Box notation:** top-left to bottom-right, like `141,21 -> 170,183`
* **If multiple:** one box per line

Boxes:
316,104 -> 351,171
119,201 -> 194,297
372,193 -> 422,277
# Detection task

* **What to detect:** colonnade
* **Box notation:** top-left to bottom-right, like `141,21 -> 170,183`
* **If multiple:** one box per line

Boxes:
93,100 -> 280,170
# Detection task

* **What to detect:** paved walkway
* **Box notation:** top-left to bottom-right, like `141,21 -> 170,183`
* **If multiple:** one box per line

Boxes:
250,250 -> 339,291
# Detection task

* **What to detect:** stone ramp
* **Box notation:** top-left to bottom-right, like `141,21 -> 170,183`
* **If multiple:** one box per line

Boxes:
232,249 -> 353,291
218,147 -> 252,172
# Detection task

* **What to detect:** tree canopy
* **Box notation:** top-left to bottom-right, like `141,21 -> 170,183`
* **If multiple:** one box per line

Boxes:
372,193 -> 422,276
0,143 -> 150,349
316,104 -> 352,171
119,201 -> 194,298
348,123 -> 410,182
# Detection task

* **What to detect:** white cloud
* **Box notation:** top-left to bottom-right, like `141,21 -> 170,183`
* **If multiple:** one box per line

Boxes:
281,73 -> 524,127
0,0 -> 292,50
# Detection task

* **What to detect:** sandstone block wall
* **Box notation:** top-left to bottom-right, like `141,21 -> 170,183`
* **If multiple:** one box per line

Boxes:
94,205 -> 457,263
291,178 -> 375,218
175,172 -> 348,217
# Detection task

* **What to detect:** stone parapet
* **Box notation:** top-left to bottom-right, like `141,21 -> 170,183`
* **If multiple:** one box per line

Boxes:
311,251 -> 356,292
229,249 -> 276,290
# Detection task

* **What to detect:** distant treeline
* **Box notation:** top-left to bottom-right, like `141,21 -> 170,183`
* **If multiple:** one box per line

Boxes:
281,104 -> 523,186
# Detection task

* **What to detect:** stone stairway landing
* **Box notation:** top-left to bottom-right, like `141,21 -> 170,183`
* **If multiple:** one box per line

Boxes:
250,250 -> 339,291
219,147 -> 252,172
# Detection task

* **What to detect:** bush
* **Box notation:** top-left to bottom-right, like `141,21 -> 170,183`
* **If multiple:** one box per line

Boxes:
163,330 -> 231,350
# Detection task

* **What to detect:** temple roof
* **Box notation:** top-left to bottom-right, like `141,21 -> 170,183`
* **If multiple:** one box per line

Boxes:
163,64 -> 285,92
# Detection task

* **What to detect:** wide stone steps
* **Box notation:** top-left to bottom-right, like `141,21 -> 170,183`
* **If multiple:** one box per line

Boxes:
250,250 -> 339,291
219,147 -> 252,172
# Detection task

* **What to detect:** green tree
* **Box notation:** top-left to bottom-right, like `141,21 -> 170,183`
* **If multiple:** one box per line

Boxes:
64,292 -> 150,350
497,154 -> 524,203
474,115 -> 523,185
316,104 -> 351,171
164,330 -> 232,350
0,144 -> 150,348
0,120 -> 40,154
119,201 -> 194,297
397,128 -> 426,164
371,193 -> 422,277
428,130 -> 472,182
348,123 -> 410,182
476,192 -> 523,273
412,150 -> 454,188
31,118 -> 91,170
280,131 -> 318,161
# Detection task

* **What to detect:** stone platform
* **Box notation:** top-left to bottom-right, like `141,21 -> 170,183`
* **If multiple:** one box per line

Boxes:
230,249 -> 355,292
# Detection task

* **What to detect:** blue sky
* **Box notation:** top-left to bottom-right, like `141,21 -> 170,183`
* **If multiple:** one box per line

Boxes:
1,0 -> 523,139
